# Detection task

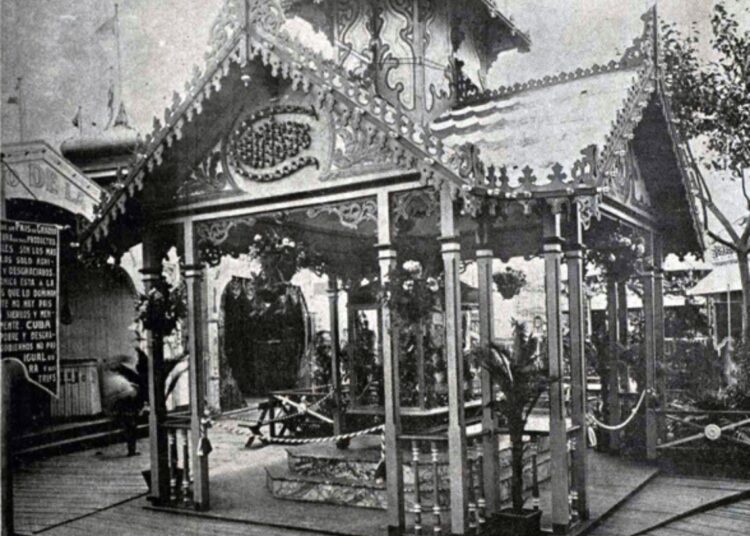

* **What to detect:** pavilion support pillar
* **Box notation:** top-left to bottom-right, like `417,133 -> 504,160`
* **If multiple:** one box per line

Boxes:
377,191 -> 404,535
347,299 -> 359,408
183,221 -> 210,510
653,236 -> 666,447
440,186 -> 469,535
543,204 -> 571,533
328,275 -> 344,437
641,233 -> 657,461
565,204 -> 589,521
142,233 -> 170,505
476,244 -> 500,517
605,278 -> 622,452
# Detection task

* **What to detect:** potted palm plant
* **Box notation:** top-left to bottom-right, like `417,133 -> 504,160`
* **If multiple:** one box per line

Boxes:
471,320 -> 547,536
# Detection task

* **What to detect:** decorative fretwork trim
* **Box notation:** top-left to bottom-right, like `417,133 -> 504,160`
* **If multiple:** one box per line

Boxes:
305,198 -> 377,230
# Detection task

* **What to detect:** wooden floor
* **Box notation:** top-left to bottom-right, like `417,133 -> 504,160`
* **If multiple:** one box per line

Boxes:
12,414 -> 750,536
644,498 -> 750,536
13,439 -> 149,534
589,475 -> 750,536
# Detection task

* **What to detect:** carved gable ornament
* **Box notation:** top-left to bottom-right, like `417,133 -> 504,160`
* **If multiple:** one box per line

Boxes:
605,145 -> 651,211
224,97 -> 334,190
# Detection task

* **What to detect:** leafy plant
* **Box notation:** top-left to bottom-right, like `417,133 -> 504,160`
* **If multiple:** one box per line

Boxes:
662,2 -> 750,339
380,260 -> 442,325
586,227 -> 646,281
135,276 -> 187,338
469,321 -> 548,512
249,229 -> 327,302
492,267 -> 527,299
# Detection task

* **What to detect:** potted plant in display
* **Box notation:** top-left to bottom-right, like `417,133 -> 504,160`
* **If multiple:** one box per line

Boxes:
471,321 -> 547,536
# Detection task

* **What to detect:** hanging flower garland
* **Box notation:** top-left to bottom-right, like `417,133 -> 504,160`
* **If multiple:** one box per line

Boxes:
135,276 -> 187,338
381,260 -> 443,325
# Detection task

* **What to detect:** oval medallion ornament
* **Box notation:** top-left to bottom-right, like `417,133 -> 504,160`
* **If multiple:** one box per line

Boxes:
704,423 -> 722,441
226,104 -> 325,185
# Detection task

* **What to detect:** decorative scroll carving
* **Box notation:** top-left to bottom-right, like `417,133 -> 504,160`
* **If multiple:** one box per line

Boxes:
247,0 -> 284,34
196,215 -> 258,246
206,0 -> 242,61
449,142 -> 485,182
575,195 -> 602,230
305,199 -> 377,230
323,115 -> 395,180
604,146 -> 652,210
225,104 -> 321,184
392,189 -> 439,234
176,139 -> 239,199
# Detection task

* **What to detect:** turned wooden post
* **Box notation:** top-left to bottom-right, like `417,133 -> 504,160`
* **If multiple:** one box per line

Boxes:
543,203 -> 571,533
565,204 -> 589,520
476,244 -> 500,517
377,191 -> 404,534
328,275 -> 343,436
605,278 -> 622,452
183,221 -> 210,510
142,233 -> 170,505
440,186 -> 469,535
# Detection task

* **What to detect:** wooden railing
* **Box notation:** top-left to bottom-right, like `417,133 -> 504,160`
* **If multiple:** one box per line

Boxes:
465,434 -> 488,533
162,415 -> 193,507
654,408 -> 750,450
399,434 -> 449,535
398,431 -> 547,535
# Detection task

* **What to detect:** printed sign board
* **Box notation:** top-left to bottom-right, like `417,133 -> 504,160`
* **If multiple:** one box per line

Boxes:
1,219 -> 60,396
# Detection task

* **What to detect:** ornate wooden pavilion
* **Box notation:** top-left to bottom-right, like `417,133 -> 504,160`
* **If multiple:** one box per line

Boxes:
80,1 -> 704,534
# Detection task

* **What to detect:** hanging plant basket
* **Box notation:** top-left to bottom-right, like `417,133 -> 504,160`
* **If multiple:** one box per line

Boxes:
492,267 -> 527,300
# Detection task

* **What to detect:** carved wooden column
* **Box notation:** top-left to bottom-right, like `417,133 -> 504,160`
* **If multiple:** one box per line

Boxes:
377,191 -> 404,535
440,186 -> 469,535
142,233 -> 170,505
641,232 -> 657,460
476,240 -> 500,517
183,221 -> 210,510
605,278 -> 622,452
565,203 -> 589,520
328,275 -> 344,436
543,203 -> 571,533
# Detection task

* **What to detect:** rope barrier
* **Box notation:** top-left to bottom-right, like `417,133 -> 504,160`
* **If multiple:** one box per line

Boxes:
587,390 -> 648,431
257,424 -> 385,446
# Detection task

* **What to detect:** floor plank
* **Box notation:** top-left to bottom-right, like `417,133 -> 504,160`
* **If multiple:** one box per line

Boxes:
588,475 -> 750,536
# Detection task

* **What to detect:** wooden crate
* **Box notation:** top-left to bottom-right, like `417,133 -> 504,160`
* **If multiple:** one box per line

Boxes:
50,360 -> 102,418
